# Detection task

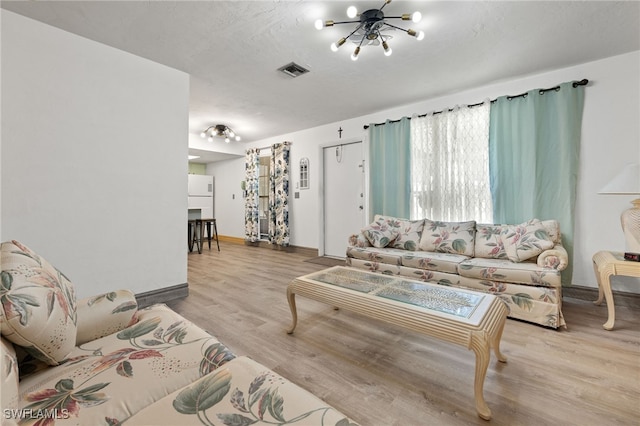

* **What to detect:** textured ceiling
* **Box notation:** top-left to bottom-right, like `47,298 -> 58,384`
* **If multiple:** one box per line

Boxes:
3,1 -> 639,163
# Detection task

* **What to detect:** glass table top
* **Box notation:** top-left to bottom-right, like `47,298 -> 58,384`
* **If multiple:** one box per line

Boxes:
306,267 -> 486,319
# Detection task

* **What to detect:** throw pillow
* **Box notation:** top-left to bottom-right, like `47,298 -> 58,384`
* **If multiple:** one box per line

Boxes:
502,219 -> 555,262
390,219 -> 424,251
362,219 -> 399,248
474,224 -> 508,259
0,240 -> 78,365
419,220 -> 476,256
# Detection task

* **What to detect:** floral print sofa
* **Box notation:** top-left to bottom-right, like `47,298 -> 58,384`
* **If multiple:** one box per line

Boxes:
347,216 -> 569,329
1,240 -> 355,425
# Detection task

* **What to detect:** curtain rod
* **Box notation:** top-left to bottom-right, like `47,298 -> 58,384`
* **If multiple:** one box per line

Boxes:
363,79 -> 588,129
252,141 -> 293,151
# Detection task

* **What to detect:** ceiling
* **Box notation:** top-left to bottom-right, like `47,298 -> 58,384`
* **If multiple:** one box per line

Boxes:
3,1 -> 639,163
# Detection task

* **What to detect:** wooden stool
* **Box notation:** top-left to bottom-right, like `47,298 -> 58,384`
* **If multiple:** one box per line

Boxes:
187,219 -> 200,253
198,218 -> 220,251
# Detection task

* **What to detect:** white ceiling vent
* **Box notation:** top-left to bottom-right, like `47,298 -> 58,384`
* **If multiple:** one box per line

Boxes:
278,62 -> 310,78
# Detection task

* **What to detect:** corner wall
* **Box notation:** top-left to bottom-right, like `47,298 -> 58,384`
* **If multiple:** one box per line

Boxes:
1,11 -> 189,299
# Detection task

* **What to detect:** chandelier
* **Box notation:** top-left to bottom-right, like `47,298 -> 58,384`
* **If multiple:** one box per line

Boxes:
200,124 -> 241,143
315,0 -> 424,61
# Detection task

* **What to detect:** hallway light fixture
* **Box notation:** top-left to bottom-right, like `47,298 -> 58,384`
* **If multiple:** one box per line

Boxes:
315,0 -> 424,61
200,124 -> 241,143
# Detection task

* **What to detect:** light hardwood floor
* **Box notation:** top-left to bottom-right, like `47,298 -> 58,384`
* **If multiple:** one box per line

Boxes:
167,241 -> 640,426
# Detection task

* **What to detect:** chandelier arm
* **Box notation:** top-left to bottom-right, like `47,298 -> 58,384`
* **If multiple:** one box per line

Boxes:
378,0 -> 392,13
330,20 -> 361,25
381,22 -> 410,33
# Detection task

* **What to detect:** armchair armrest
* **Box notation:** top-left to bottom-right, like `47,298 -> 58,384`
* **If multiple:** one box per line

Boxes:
348,233 -> 371,248
76,289 -> 138,346
537,244 -> 569,271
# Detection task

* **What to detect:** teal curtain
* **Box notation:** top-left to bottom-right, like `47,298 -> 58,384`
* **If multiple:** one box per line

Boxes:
368,117 -> 411,219
489,81 -> 585,284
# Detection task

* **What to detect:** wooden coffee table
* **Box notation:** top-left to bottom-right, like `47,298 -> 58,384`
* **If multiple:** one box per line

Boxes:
286,266 -> 508,420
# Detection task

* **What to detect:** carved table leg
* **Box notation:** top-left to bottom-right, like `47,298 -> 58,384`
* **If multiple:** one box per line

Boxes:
469,330 -> 492,420
592,260 -> 616,330
286,287 -> 298,334
492,315 -> 508,364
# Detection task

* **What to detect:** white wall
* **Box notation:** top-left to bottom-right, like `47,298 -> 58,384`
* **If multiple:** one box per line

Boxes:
1,11 -> 190,299
208,50 -> 640,292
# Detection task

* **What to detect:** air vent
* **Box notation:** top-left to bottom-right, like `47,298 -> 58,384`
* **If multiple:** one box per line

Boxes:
278,62 -> 310,78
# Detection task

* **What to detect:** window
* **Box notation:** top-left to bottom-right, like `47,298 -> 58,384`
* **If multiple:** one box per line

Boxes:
410,103 -> 492,223
299,157 -> 309,189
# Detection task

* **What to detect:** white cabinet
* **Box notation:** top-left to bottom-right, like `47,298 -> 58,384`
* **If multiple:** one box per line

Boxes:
188,175 -> 214,218
188,174 -> 213,197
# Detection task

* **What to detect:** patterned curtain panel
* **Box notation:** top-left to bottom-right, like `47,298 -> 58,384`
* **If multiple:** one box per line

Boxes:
410,102 -> 492,222
268,142 -> 291,246
489,81 -> 585,284
244,148 -> 260,242
368,117 -> 411,219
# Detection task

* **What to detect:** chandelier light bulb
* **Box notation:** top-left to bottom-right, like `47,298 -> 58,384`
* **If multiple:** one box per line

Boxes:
331,37 -> 346,52
314,19 -> 323,30
200,131 -> 206,138
207,136 -> 213,142
224,137 -> 230,143
416,30 -> 425,41
351,46 -> 360,61
228,130 -> 235,138
235,136 -> 241,142
382,41 -> 392,56
346,6 -> 357,19
412,11 -> 422,23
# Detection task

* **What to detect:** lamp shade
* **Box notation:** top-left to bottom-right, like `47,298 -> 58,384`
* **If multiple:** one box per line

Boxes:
598,163 -> 640,195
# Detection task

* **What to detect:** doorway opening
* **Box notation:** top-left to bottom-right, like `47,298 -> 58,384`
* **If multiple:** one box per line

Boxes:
259,155 -> 270,241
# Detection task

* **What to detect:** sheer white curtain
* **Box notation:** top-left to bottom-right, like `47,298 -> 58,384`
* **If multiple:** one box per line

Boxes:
410,102 -> 492,222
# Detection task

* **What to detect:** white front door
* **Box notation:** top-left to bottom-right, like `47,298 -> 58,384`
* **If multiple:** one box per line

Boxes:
323,142 -> 365,258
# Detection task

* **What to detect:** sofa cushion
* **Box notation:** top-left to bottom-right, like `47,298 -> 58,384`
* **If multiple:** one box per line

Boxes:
0,240 -> 77,365
540,219 -> 561,244
401,251 -> 469,274
501,219 -> 554,262
75,290 -> 138,346
457,258 -> 561,287
389,219 -> 424,251
419,220 -> 476,256
126,356 -> 355,425
1,338 -> 19,414
346,246 -> 404,266
346,257 -> 401,276
474,224 -> 509,259
361,219 -> 399,248
17,304 -> 236,425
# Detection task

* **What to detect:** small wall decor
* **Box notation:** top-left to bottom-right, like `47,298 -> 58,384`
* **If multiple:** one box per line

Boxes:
299,157 -> 309,189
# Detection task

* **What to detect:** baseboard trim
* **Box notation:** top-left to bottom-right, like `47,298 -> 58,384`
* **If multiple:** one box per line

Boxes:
136,283 -> 189,308
564,285 -> 640,309
220,235 -> 319,257
218,235 -> 245,244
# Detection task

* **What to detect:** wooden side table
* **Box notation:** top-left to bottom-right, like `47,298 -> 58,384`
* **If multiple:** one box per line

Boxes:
592,250 -> 640,330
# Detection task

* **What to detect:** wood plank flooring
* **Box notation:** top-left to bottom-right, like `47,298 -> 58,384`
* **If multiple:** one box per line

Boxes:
167,241 -> 640,426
